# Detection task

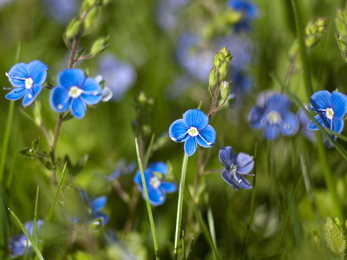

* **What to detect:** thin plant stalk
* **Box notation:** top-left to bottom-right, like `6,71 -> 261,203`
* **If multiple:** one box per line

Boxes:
174,153 -> 189,260
6,131 -> 19,193
33,186 -> 40,248
135,138 -> 160,260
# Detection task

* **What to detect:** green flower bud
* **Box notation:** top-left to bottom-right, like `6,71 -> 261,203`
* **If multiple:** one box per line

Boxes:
220,81 -> 231,101
66,18 -> 82,39
84,7 -> 99,31
305,35 -> 317,48
219,62 -> 228,80
213,53 -> 221,68
218,52 -> 225,63
90,36 -> 111,56
335,17 -> 347,37
209,68 -> 218,88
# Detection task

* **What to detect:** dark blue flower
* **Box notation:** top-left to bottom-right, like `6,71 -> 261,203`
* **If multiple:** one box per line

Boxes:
50,68 -> 102,119
133,162 -> 177,206
79,190 -> 109,225
307,90 -> 347,138
9,220 -> 43,257
219,146 -> 254,190
227,0 -> 258,32
169,109 -> 216,156
249,93 -> 299,140
5,60 -> 48,106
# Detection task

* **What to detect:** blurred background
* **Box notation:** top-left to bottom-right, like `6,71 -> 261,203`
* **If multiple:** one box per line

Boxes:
1,0 -> 347,259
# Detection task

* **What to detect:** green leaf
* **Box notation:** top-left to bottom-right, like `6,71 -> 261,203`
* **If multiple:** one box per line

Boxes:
32,137 -> 40,153
324,217 -> 346,259
19,148 -> 37,159
75,47 -> 87,60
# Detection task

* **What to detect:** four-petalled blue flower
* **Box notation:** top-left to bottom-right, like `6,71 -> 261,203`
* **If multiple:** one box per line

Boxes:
307,90 -> 347,138
133,162 -> 177,206
248,93 -> 299,140
219,146 -> 254,190
227,0 -> 258,32
79,190 -> 109,225
50,68 -> 102,119
169,109 -> 216,156
5,60 -> 49,106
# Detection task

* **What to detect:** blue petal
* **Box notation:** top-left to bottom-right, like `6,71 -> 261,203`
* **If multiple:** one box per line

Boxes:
24,221 -> 34,236
196,125 -> 216,148
79,189 -> 90,205
266,94 -> 290,114
278,112 -> 299,136
183,109 -> 209,130
5,87 -> 26,101
331,91 -> 347,119
8,63 -> 28,87
248,106 -> 265,129
235,153 -> 254,175
9,235 -> 27,256
80,78 -> 102,105
233,173 -> 253,190
169,119 -> 188,142
160,182 -> 177,193
184,136 -> 197,156
27,60 -> 48,86
148,162 -> 168,175
221,169 -> 239,191
309,90 -> 330,110
219,146 -> 233,168
263,126 -> 278,140
133,170 -> 142,189
70,98 -> 86,119
22,84 -> 43,107
50,87 -> 71,112
146,187 -> 166,206
58,68 -> 86,89
91,196 -> 107,213
333,118 -> 344,134
307,114 -> 329,130
228,0 -> 258,19
94,212 -> 109,225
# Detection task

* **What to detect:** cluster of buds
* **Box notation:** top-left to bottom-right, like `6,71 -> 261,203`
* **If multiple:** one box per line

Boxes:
335,4 -> 347,63
209,47 -> 233,103
288,17 -> 327,60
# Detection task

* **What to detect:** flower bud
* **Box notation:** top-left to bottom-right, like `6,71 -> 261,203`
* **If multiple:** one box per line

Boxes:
66,18 -> 82,39
220,81 -> 231,101
209,68 -> 218,88
219,62 -> 228,80
213,53 -> 221,68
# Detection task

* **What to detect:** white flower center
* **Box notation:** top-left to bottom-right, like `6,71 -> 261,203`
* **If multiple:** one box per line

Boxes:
230,164 -> 237,175
267,111 -> 281,124
149,176 -> 161,188
188,127 -> 199,137
68,86 -> 83,98
326,107 -> 334,120
25,78 -> 33,89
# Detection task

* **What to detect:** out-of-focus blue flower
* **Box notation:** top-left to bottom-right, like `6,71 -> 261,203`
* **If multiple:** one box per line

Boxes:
227,0 -> 258,32
169,109 -> 216,156
133,162 -> 177,206
80,190 -> 109,225
5,60 -> 48,106
95,75 -> 113,102
50,68 -> 102,119
230,70 -> 252,101
219,146 -> 254,190
0,0 -> 13,9
165,75 -> 193,100
307,90 -> 347,139
155,0 -> 190,30
9,220 -> 44,257
104,158 -> 136,182
42,0 -> 80,24
297,107 -> 333,148
248,93 -> 299,140
98,55 -> 137,101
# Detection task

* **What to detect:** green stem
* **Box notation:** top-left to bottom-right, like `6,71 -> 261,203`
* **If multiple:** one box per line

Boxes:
6,131 -> 19,193
135,138 -> 159,260
174,153 -> 189,260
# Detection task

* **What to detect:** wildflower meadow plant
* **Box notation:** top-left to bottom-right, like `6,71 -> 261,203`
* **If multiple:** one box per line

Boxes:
5,60 -> 48,106
248,92 -> 299,140
227,0 -> 258,32
169,109 -> 216,156
307,90 -> 347,137
133,162 -> 177,206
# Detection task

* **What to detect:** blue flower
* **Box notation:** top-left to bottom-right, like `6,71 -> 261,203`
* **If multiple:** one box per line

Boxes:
9,220 -> 43,257
249,93 -> 299,140
219,146 -> 254,190
155,0 -> 190,30
227,0 -> 258,32
79,190 -> 109,225
133,162 -> 177,206
50,68 -> 102,119
5,60 -> 49,106
307,90 -> 347,138
169,109 -> 216,156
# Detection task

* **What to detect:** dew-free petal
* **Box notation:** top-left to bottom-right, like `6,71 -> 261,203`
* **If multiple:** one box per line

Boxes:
91,196 -> 107,213
221,169 -> 239,191
266,93 -> 290,114
183,109 -> 209,130
94,212 -> 109,225
184,136 -> 197,156
333,118 -> 344,134
58,68 -> 86,89
309,90 -> 331,111
196,125 -> 216,148
248,106 -> 265,129
235,152 -> 254,175
50,87 -> 70,112
27,60 -> 48,86
263,125 -> 278,140
8,63 -> 28,88
80,78 -> 102,105
148,161 -> 168,175
22,85 -> 42,107
147,188 -> 166,206
5,87 -> 26,101
331,91 -> 347,119
219,146 -> 233,168
233,173 -> 253,189
278,112 -> 299,136
169,119 -> 188,142
70,97 -> 86,119
160,182 -> 177,193
307,114 -> 329,130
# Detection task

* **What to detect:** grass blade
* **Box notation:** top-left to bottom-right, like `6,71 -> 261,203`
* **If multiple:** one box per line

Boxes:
33,186 -> 40,248
186,187 -> 220,260
8,208 -> 45,260
0,183 -> 9,258
135,138 -> 160,260
144,132 -> 155,169
6,131 -> 19,193
174,153 -> 189,260
182,230 -> 186,260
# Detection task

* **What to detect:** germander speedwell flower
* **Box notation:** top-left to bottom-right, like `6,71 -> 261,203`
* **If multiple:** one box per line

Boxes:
133,162 -> 177,206
50,68 -> 102,119
248,93 -> 299,140
307,90 -> 347,138
169,109 -> 216,156
5,60 -> 48,106
219,146 -> 254,191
